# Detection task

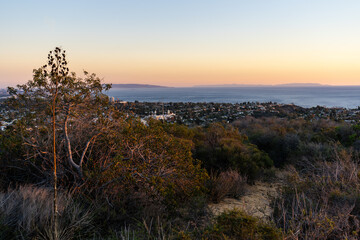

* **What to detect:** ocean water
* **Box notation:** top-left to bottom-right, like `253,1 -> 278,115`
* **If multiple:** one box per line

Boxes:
107,86 -> 360,108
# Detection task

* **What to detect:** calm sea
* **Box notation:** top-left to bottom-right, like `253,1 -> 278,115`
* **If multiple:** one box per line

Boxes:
107,86 -> 360,108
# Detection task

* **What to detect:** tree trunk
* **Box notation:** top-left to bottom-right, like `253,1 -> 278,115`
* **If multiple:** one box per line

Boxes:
52,90 -> 58,240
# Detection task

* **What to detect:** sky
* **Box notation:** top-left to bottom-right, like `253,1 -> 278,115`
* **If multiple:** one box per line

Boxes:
1,0 -> 360,87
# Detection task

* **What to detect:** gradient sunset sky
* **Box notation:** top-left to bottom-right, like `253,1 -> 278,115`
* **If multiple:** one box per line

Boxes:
1,0 -> 360,87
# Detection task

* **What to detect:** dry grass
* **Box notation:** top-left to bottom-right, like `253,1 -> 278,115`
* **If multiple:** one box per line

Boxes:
0,185 -> 93,239
101,218 -> 175,240
275,150 -> 360,239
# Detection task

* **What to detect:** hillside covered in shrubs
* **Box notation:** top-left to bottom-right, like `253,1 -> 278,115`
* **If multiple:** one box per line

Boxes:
2,48 -> 360,239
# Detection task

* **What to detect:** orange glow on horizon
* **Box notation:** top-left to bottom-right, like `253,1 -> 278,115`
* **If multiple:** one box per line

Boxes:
3,54 -> 360,88
73,58 -> 360,87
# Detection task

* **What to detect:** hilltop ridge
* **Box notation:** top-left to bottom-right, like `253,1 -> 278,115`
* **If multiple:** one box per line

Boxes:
193,83 -> 328,88
111,84 -> 170,88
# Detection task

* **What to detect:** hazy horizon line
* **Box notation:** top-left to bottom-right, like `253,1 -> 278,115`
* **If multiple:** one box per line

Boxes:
3,82 -> 360,90
106,83 -> 360,88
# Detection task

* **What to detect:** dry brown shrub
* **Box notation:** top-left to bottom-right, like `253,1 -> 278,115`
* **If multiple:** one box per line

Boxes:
209,170 -> 247,203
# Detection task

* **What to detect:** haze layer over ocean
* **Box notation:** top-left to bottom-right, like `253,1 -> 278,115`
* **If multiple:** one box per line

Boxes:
107,86 -> 360,109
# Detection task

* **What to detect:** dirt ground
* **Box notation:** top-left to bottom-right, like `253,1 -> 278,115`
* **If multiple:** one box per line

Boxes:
208,172 -> 286,222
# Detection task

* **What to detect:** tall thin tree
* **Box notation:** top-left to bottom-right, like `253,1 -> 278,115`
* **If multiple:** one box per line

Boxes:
7,47 -> 111,238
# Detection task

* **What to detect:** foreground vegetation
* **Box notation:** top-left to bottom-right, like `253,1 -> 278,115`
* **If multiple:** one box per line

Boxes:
2,48 -> 360,239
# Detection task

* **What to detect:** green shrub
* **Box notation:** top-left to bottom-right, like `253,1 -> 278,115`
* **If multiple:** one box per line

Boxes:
193,123 -> 273,181
84,117 -> 209,215
97,210 -> 281,240
200,210 -> 282,240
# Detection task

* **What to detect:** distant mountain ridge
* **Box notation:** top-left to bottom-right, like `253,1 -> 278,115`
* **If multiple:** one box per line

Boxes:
111,84 -> 171,88
276,83 -> 326,87
193,83 -> 329,88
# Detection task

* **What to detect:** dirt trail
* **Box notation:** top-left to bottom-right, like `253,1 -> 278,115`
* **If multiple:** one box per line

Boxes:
208,173 -> 286,222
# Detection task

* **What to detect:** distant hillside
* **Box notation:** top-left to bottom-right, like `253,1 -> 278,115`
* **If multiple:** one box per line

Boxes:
276,83 -> 326,87
193,84 -> 265,88
193,83 -> 328,88
111,84 -> 170,88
